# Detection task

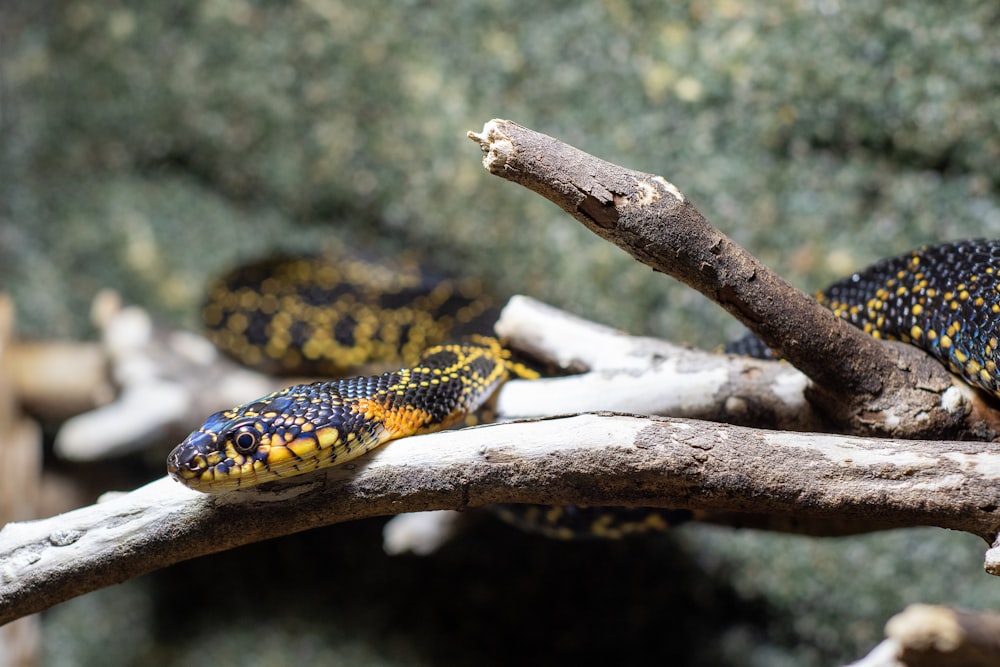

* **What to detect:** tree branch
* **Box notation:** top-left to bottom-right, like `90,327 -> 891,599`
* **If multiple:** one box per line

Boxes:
850,604 -> 1000,667
494,295 -> 826,432
467,120 -> 991,440
3,411 -> 1000,625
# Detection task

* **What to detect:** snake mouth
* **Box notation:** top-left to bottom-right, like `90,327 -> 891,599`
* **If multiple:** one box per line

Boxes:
165,451 -> 182,477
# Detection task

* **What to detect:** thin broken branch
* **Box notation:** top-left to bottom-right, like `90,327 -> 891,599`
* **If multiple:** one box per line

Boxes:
495,295 -> 825,432
467,120 -> 986,439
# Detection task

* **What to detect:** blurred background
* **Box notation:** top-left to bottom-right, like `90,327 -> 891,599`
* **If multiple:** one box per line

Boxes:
3,1 -> 1000,665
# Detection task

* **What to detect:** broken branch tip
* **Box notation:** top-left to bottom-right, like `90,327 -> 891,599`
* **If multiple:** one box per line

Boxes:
467,120 -> 513,170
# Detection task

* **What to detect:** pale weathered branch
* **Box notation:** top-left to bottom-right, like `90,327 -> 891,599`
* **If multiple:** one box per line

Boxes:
39,292 -> 827,461
53,290 -> 286,461
467,120 -> 992,440
3,411 -> 1000,625
849,604 -> 1000,667
495,295 -> 825,432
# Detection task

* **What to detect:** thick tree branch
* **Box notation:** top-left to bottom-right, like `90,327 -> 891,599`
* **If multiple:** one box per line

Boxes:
467,120 -> 988,439
3,412 -> 1000,625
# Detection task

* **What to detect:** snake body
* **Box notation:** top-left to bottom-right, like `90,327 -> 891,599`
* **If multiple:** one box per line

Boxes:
169,239 -> 1000,497
202,253 -> 497,377
819,239 -> 1000,398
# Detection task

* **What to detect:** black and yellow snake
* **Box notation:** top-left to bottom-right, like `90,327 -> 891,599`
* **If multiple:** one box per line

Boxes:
168,240 -> 1000,512
167,334 -> 536,492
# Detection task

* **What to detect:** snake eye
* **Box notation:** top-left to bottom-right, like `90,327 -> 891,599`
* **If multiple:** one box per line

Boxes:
231,426 -> 260,454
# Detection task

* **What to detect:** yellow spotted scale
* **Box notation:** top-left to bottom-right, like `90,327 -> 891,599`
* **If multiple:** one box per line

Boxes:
168,336 -> 535,492
817,239 -> 1000,399
201,254 -> 496,377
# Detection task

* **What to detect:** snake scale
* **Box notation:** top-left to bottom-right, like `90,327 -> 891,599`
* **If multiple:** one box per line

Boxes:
168,239 -> 1000,534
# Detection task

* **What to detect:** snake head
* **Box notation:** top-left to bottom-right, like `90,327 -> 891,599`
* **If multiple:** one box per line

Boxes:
167,383 -> 384,493
167,408 -> 276,492
167,388 -> 343,492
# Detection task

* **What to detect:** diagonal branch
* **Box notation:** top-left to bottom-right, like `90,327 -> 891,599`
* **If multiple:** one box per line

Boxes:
467,119 -> 992,439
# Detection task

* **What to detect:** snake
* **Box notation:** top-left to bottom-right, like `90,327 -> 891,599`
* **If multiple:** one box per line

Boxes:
168,239 -> 1000,524
167,334 -> 536,492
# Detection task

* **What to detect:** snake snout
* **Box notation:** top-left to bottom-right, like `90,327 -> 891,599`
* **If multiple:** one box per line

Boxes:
166,431 -> 219,480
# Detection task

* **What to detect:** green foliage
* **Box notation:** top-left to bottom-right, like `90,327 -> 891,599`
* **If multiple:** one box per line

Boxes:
7,2 -> 1000,343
